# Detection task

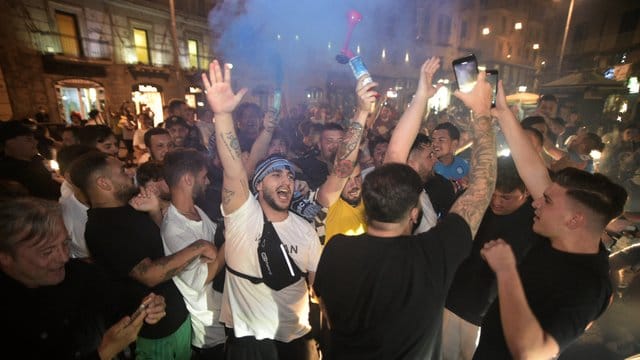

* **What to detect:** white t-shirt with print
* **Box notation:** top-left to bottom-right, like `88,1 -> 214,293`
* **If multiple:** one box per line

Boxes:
220,195 -> 322,342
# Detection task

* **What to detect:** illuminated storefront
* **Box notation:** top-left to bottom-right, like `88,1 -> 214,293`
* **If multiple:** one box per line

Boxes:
131,83 -> 164,126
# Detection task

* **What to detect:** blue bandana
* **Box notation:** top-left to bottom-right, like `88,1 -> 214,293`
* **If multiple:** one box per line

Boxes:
251,155 -> 295,193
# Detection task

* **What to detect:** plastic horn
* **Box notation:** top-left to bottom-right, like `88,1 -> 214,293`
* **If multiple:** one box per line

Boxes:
335,9 -> 362,64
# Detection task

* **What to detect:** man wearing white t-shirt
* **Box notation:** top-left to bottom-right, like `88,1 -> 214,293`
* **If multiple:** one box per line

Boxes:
202,60 -> 322,359
161,148 -> 226,358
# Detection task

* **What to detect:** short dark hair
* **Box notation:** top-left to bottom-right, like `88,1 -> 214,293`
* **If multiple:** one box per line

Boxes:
523,126 -> 544,146
233,102 -> 263,123
552,167 -> 627,228
362,163 -> 423,223
163,148 -> 207,188
521,116 -> 546,129
410,133 -> 432,155
56,144 -> 96,175
0,198 -> 63,255
322,123 -> 345,134
168,99 -> 187,114
69,151 -> 111,196
270,129 -> 290,148
582,132 -> 605,152
136,161 -> 165,187
496,156 -> 525,193
144,127 -> 171,149
62,125 -> 81,141
299,121 -> 323,137
539,94 -> 558,104
368,136 -> 389,157
164,116 -> 189,130
549,117 -> 566,127
433,122 -> 460,141
78,125 -> 114,147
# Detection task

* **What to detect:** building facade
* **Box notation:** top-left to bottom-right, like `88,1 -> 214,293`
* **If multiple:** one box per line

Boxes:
0,0 -> 217,124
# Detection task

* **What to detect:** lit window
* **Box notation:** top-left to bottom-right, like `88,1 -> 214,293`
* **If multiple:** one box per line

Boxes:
482,27 -> 490,35
514,22 -> 523,30
55,11 -> 81,57
133,28 -> 150,64
188,39 -> 199,68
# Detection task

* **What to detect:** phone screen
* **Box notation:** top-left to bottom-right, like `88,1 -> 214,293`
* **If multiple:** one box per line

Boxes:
452,55 -> 478,93
486,70 -> 498,107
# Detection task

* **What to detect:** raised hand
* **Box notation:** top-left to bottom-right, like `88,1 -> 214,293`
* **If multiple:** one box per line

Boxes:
481,239 -> 517,275
263,108 -> 280,133
416,56 -> 441,100
453,71 -> 492,116
201,60 -> 248,115
356,77 -> 379,114
491,80 -> 511,119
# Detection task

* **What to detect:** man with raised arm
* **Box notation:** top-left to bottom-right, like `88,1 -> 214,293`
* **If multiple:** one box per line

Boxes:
312,60 -> 497,359
384,57 -> 443,232
473,80 -> 628,359
315,77 -> 378,243
202,60 -> 322,359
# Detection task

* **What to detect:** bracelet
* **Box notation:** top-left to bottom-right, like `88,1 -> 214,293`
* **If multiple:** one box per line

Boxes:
473,115 -> 492,123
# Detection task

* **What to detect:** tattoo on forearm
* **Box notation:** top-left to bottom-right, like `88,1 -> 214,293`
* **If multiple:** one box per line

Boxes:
334,159 -> 355,178
223,187 -> 235,205
451,124 -> 497,237
220,131 -> 242,160
333,122 -> 363,178
161,255 -> 199,282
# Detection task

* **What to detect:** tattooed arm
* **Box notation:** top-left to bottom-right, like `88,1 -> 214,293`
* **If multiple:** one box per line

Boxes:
202,60 -> 250,214
449,71 -> 497,238
316,78 -> 374,208
385,57 -> 440,164
129,239 -> 218,287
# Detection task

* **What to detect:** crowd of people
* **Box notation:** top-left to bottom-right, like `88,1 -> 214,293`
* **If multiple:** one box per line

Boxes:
0,54 -> 639,360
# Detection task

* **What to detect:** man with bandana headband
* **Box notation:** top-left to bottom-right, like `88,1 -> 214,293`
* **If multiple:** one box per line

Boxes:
202,60 -> 322,360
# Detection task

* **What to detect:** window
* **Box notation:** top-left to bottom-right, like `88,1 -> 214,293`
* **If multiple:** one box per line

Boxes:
437,14 -> 451,44
460,21 -> 468,41
133,28 -> 150,64
55,11 -> 81,57
188,39 -> 199,69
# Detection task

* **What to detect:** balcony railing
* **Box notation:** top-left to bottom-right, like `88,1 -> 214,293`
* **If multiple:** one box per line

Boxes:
33,31 -> 113,60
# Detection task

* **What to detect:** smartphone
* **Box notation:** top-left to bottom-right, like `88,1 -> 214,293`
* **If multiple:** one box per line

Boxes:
452,54 -> 479,93
486,69 -> 499,107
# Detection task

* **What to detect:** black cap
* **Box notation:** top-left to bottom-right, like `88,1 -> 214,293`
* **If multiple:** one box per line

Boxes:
0,120 -> 34,145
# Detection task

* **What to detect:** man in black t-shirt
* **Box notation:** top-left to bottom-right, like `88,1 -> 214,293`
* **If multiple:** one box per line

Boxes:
313,58 -> 497,359
473,81 -> 628,359
443,156 -> 542,360
293,123 -> 344,190
71,151 -> 219,359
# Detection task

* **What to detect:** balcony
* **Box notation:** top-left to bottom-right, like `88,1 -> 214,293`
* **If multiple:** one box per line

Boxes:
33,31 -> 113,62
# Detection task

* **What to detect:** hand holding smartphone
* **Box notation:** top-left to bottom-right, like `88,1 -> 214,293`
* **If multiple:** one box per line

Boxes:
452,54 -> 479,93
485,69 -> 499,108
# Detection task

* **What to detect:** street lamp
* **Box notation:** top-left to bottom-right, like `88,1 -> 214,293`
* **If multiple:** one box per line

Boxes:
557,0 -> 575,77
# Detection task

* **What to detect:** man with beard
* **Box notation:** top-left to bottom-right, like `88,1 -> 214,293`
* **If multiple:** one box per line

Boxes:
313,59 -> 497,359
294,122 -> 345,190
202,60 -> 322,359
315,77 -> 377,243
71,151 -> 219,359
161,148 -> 226,359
